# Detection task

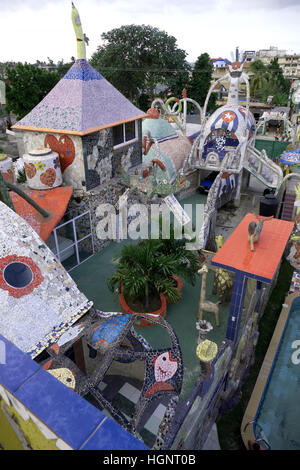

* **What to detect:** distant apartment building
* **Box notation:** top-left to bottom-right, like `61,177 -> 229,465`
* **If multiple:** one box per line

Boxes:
256,46 -> 300,78
277,55 -> 300,78
35,61 -> 59,72
256,46 -> 287,63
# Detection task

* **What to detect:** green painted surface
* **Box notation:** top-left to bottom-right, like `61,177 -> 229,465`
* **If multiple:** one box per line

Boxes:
71,193 -> 231,402
255,139 -> 289,159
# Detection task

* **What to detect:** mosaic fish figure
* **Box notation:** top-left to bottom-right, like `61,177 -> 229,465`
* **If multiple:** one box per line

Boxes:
48,368 -> 76,390
144,351 -> 178,397
92,315 -> 132,349
42,360 -> 76,390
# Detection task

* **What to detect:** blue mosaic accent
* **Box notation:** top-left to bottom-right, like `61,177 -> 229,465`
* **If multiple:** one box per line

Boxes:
0,335 -> 40,393
63,59 -> 103,81
15,368 -> 106,449
210,110 -> 239,133
225,272 -> 248,343
92,314 -> 132,347
0,336 -> 148,450
81,418 -> 148,450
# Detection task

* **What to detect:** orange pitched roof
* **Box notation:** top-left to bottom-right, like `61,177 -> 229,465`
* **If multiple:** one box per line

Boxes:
212,213 -> 294,282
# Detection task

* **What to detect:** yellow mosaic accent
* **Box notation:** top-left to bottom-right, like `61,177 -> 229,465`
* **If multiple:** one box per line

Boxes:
48,368 -> 76,390
196,340 -> 218,362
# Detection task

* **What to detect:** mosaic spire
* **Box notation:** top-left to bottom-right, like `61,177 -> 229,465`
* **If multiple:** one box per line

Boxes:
71,2 -> 86,60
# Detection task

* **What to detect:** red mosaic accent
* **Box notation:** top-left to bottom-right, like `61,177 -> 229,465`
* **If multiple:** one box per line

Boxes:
44,134 -> 75,173
144,381 -> 174,397
40,168 -> 56,187
0,255 -> 44,298
24,163 -> 36,179
2,169 -> 14,184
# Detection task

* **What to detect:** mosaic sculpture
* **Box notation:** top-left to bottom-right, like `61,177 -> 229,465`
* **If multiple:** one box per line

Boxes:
23,147 -> 62,189
0,153 -> 15,184
71,2 -> 87,60
119,156 -> 189,200
39,308 -> 183,447
197,264 -> 220,326
151,89 -> 202,136
248,215 -> 273,252
212,235 -> 233,303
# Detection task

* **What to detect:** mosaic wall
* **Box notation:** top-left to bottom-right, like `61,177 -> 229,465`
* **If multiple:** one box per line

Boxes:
0,333 -> 147,451
19,130 -> 85,191
0,388 -> 71,450
82,121 -> 143,191
169,345 -> 232,450
0,202 -> 91,358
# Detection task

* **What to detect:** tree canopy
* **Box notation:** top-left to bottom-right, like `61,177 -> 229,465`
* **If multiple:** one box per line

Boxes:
4,63 -> 60,120
187,53 -> 217,112
90,24 -> 191,110
249,58 -> 290,106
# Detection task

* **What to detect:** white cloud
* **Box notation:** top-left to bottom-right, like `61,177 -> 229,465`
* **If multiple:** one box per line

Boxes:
0,0 -> 299,63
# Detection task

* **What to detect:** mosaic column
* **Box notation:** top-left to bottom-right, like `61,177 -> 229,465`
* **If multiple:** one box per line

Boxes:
196,339 -> 218,378
225,271 -> 248,344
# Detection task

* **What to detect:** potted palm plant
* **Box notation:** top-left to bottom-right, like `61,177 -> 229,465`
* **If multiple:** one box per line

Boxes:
107,233 -> 200,325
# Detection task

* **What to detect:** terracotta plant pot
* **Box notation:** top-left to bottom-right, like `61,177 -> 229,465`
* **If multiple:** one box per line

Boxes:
119,284 -> 167,327
165,275 -> 183,304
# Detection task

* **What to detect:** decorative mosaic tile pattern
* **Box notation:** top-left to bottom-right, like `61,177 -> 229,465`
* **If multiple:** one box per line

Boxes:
13,59 -> 145,134
0,202 -> 91,357
22,130 -> 85,191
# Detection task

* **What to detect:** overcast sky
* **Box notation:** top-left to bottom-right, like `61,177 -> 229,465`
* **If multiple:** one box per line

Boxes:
1,0 -> 300,64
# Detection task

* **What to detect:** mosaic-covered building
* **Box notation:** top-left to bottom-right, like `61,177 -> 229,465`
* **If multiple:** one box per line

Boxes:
12,59 -> 145,192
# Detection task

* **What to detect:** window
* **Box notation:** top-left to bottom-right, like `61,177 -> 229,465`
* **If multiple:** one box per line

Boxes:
112,121 -> 137,148
46,211 -> 94,272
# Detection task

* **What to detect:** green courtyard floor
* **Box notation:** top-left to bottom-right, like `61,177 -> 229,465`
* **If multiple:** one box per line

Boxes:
70,192 -> 231,402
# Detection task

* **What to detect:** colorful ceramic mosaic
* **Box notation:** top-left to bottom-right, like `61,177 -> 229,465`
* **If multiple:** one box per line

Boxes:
13,59 -> 145,135
92,315 -> 132,351
0,254 -> 43,298
23,148 -> 62,190
0,202 -> 91,357
37,309 -> 183,447
44,135 -> 76,173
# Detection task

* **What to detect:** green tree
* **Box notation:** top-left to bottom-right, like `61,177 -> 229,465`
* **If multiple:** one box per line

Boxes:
266,58 -> 290,105
5,63 -> 60,119
249,58 -> 290,105
249,60 -> 269,101
90,24 -> 190,107
56,57 -> 76,78
187,53 -> 217,112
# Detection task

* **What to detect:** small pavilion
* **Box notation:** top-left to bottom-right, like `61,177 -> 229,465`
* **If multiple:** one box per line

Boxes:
212,214 -> 294,343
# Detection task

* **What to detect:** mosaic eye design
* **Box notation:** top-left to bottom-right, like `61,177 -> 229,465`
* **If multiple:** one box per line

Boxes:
0,255 -> 43,298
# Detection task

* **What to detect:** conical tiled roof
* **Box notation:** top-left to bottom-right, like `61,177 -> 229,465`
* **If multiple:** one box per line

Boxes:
13,59 -> 146,136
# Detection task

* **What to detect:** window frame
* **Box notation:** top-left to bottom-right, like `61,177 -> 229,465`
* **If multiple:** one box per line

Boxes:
113,121 -> 138,149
